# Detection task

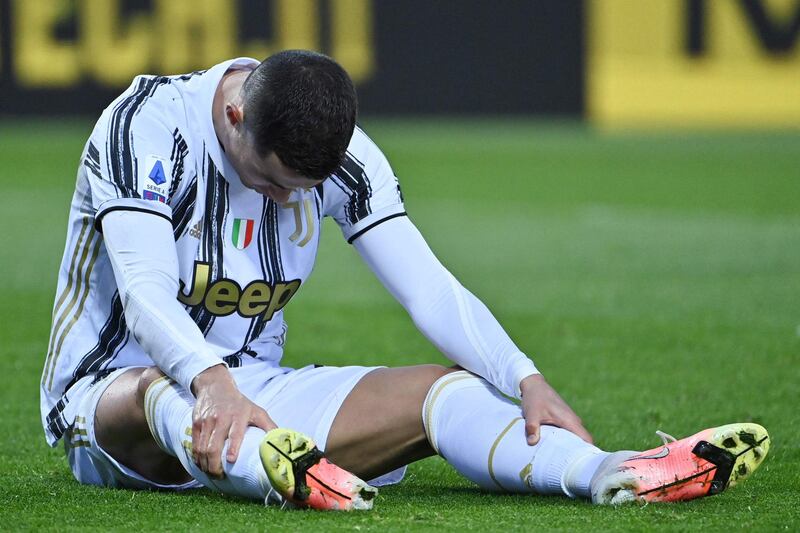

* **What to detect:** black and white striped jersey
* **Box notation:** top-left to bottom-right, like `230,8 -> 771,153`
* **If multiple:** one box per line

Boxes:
41,58 -> 405,445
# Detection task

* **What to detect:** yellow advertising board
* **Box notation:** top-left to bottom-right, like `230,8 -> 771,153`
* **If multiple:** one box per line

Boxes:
588,0 -> 800,127
10,0 -> 374,87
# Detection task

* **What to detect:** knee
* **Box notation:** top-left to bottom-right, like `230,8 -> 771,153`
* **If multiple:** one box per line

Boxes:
424,365 -> 482,386
423,364 -> 458,381
423,368 -> 491,405
135,366 -> 167,404
412,364 -> 458,392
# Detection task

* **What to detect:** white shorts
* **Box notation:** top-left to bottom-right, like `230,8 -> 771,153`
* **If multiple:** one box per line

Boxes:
64,362 -> 406,490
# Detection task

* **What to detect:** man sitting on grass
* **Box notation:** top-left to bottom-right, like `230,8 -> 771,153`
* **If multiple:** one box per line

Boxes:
41,50 -> 769,509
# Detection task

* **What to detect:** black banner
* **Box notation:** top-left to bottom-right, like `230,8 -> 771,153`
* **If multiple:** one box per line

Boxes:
0,0 -> 584,116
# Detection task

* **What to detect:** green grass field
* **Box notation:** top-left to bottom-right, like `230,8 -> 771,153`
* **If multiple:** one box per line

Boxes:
1,119 -> 798,531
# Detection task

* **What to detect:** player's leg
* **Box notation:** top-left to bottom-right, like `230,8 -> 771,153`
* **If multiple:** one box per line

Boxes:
320,365 -> 453,480
95,365 -> 376,508
328,369 -> 770,504
422,371 -> 606,497
325,368 -> 607,499
94,366 -> 278,501
62,366 -> 201,492
97,368 -> 276,500
93,367 -> 192,485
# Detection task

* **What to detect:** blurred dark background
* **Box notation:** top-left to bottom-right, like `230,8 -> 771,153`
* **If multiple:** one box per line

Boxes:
0,0 -> 583,116
1,0 -> 796,126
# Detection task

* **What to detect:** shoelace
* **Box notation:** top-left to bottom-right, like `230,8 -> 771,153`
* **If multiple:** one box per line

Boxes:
655,430 -> 678,445
265,487 -> 294,509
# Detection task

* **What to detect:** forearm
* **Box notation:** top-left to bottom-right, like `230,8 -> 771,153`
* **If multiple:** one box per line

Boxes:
406,267 -> 539,398
103,210 -> 221,391
122,283 -> 224,391
354,217 -> 539,398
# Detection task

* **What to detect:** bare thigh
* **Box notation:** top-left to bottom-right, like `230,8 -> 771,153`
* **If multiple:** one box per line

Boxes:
94,367 -> 191,484
324,365 -> 457,480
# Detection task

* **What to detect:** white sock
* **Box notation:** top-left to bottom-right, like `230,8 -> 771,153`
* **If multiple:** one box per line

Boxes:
422,371 -> 608,498
143,377 -> 272,500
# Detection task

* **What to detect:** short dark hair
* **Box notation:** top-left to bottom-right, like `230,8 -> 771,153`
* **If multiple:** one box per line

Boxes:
240,50 -> 357,181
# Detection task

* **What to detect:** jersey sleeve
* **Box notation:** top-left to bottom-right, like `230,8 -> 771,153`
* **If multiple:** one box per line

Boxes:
84,77 -> 185,231
353,216 -> 540,399
323,126 -> 406,243
102,209 -> 223,392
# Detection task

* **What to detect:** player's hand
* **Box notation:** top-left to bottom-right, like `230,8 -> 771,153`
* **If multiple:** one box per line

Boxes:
190,364 -> 277,478
519,374 -> 593,446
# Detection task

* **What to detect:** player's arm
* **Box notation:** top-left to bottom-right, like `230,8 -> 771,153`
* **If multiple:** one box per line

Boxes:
86,85 -> 273,475
100,210 -> 276,476
352,216 -> 592,445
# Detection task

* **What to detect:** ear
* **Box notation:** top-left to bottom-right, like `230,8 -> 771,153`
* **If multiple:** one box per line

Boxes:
225,103 -> 244,127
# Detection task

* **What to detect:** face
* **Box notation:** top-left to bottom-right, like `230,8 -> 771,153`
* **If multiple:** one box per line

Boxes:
221,98 -> 323,202
220,97 -> 321,203
231,140 -> 323,204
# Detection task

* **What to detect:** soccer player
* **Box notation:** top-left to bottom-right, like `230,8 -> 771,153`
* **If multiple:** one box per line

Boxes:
41,50 -> 769,510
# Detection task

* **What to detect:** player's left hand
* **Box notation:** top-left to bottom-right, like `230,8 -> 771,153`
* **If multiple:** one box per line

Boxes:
519,374 -> 593,445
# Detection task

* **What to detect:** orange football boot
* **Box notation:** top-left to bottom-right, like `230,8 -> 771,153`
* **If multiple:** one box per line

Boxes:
591,423 -> 769,504
260,428 -> 378,511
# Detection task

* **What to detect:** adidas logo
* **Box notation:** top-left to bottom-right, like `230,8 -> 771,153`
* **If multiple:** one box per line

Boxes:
188,221 -> 202,239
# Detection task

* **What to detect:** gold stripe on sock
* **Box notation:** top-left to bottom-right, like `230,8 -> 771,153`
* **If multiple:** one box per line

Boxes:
143,376 -> 173,451
423,371 -> 475,453
488,417 -> 524,492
